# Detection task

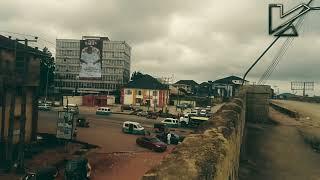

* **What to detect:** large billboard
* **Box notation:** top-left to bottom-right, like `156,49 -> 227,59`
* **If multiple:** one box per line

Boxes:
79,39 -> 102,79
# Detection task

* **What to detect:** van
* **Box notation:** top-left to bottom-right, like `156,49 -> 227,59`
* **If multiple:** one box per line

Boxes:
96,107 -> 112,115
122,121 -> 145,135
161,118 -> 179,128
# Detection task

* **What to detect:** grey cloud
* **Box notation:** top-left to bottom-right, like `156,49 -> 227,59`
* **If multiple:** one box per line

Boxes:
1,0 -> 320,93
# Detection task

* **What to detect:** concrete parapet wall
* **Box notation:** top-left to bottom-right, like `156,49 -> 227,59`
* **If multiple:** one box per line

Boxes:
244,85 -> 271,123
270,102 -> 299,118
143,98 -> 246,180
142,85 -> 271,180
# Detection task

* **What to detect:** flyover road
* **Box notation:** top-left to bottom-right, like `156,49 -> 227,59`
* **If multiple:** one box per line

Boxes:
272,100 -> 320,128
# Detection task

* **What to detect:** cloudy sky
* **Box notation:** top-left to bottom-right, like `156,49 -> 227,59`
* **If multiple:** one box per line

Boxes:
1,0 -> 320,95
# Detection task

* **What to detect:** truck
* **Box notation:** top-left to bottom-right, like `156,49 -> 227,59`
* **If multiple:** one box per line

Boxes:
179,114 -> 209,128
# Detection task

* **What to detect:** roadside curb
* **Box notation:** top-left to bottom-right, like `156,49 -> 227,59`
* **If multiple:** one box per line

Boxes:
270,102 -> 299,118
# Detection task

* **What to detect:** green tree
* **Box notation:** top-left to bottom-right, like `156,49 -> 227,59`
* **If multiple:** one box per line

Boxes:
39,47 -> 55,97
130,71 -> 144,81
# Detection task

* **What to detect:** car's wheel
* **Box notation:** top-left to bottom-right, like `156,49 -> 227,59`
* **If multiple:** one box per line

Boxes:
181,121 -> 187,127
152,147 -> 157,152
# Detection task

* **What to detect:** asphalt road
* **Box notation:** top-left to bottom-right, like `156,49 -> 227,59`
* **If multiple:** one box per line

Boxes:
241,108 -> 320,180
38,111 -> 192,153
38,104 -> 223,153
272,100 -> 320,127
38,111 -> 159,134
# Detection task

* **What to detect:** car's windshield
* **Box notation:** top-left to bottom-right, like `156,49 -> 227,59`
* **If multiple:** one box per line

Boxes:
149,138 -> 161,143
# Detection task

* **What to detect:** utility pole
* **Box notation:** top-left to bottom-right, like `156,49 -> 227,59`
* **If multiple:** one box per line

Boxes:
0,67 -> 6,162
6,40 -> 17,170
148,89 -> 150,111
17,38 -> 37,171
45,67 -> 50,101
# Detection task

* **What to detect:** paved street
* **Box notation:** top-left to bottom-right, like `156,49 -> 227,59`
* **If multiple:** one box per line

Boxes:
272,100 -> 320,128
36,105 -> 222,180
241,108 -> 320,180
39,111 -> 175,152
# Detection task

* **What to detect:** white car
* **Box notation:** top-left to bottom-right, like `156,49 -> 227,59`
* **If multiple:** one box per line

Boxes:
200,109 -> 207,116
161,118 -> 179,128
38,103 -> 51,111
179,115 -> 190,127
63,104 -> 79,114
190,111 -> 198,116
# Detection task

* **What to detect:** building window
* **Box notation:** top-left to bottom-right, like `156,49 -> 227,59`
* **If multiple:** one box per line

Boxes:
153,91 -> 157,96
138,90 -> 142,95
126,90 -> 132,95
153,99 -> 158,105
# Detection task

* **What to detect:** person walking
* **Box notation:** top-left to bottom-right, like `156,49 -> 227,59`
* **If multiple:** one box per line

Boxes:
167,133 -> 171,145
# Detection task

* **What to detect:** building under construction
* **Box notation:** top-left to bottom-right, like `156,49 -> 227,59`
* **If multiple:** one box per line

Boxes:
0,35 -> 47,168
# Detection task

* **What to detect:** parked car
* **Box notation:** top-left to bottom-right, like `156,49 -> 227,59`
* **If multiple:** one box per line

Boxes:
179,114 -> 190,127
154,123 -> 168,134
76,115 -> 89,128
129,108 -> 143,115
161,118 -> 179,128
44,101 -> 53,106
53,101 -> 61,107
63,104 -> 79,114
122,121 -> 145,135
194,107 -> 201,111
65,157 -> 91,180
137,111 -> 148,117
22,166 -> 58,180
156,132 -> 185,145
199,109 -> 207,116
179,115 -> 209,128
121,104 -> 135,111
38,103 -> 51,111
136,136 -> 167,152
96,107 -> 112,115
146,112 -> 158,119
186,110 -> 198,116
205,106 -> 212,112
176,103 -> 192,109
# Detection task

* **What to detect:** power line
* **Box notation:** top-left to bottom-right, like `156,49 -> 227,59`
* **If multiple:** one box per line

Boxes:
0,30 -> 56,52
258,11 -> 307,85
242,0 -> 314,85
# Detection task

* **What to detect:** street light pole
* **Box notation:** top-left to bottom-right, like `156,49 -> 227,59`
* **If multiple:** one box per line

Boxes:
45,65 -> 51,102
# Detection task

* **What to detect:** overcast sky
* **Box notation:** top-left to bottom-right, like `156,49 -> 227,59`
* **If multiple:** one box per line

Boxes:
1,0 -> 320,95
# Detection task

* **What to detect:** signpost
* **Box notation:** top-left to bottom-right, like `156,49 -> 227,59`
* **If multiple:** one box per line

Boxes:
56,111 -> 75,140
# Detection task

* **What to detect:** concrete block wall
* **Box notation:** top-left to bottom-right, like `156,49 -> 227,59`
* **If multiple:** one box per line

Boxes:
142,85 -> 271,180
244,85 -> 271,123
143,98 -> 246,180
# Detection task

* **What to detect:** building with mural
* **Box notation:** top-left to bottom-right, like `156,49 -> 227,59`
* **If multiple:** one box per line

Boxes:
54,36 -> 131,95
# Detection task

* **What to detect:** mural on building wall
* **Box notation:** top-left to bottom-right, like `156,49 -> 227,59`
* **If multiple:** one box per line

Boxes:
79,39 -> 102,79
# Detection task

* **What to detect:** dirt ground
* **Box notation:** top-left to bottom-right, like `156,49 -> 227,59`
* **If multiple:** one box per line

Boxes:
87,147 -> 174,180
240,107 -> 320,180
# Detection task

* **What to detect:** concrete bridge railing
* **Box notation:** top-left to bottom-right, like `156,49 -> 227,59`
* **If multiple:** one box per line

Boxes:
142,85 -> 271,180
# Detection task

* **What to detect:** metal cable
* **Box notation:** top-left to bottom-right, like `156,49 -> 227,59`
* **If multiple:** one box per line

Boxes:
258,13 -> 307,84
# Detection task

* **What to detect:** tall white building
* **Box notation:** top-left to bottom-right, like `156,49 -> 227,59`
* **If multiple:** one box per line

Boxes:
54,36 -> 131,94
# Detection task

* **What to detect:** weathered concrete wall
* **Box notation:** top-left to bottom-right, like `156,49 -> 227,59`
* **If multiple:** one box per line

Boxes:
245,85 -> 271,123
142,85 -> 271,180
143,98 -> 246,180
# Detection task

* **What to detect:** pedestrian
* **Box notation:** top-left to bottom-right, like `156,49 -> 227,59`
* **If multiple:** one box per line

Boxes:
167,133 -> 171,145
